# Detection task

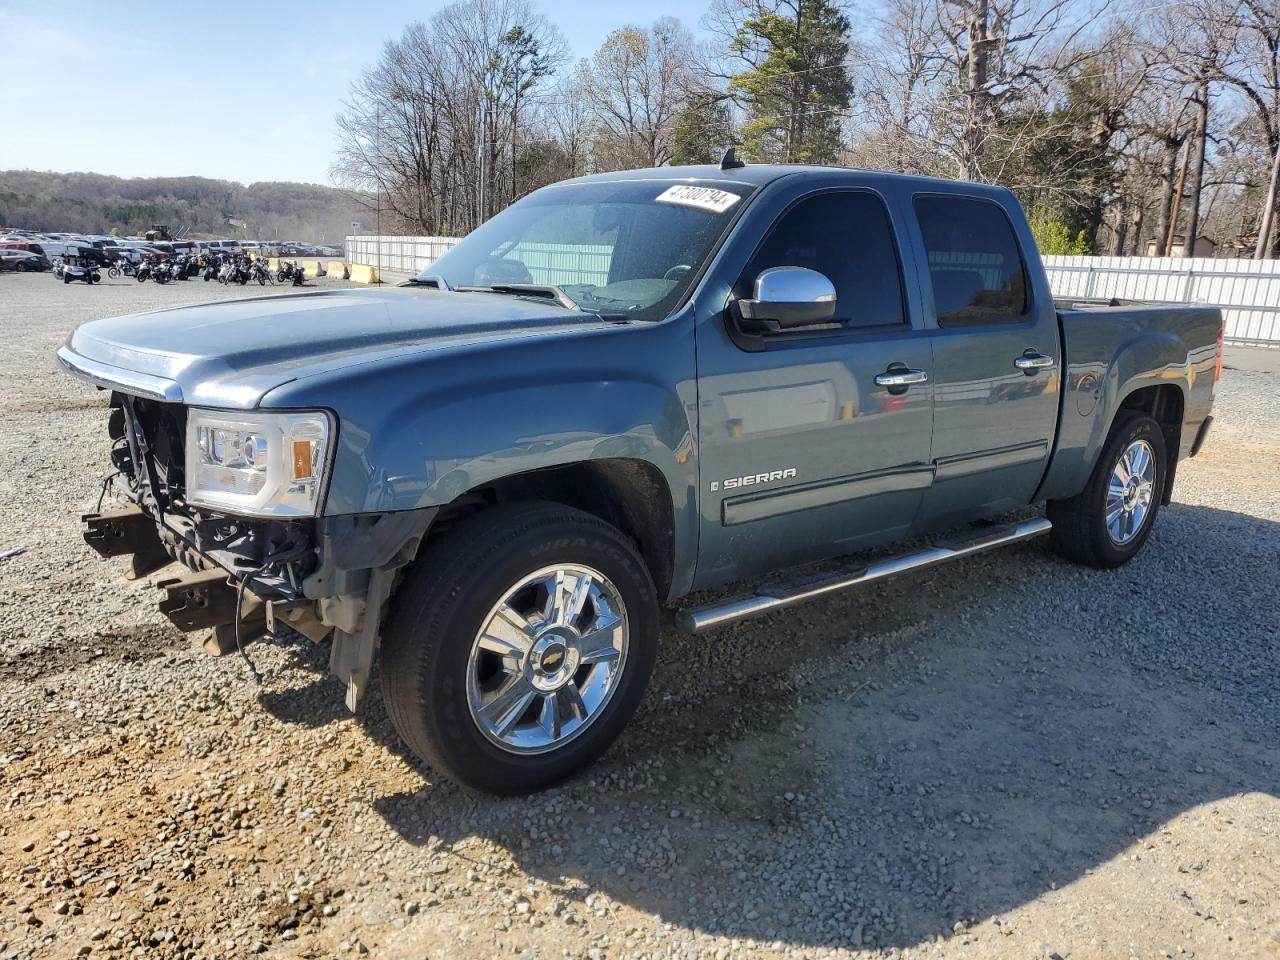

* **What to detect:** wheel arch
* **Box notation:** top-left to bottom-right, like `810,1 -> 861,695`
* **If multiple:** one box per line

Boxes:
427,458 -> 679,603
1114,382 -> 1185,504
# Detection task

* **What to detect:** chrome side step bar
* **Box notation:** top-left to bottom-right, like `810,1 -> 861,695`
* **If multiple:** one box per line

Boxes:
678,517 -> 1052,634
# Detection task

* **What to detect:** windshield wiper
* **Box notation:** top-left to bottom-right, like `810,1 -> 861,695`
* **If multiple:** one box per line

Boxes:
457,283 -> 580,311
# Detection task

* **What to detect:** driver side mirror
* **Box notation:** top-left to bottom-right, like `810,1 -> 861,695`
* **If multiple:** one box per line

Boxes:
737,266 -> 837,330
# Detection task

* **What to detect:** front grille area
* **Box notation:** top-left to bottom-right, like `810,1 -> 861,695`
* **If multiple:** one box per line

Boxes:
109,393 -> 187,507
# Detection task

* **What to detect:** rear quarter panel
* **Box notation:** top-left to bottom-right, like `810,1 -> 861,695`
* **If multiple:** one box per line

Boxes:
1036,305 -> 1221,501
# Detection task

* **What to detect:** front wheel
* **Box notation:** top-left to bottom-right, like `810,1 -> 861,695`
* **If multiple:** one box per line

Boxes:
108,267 -> 120,278
380,502 -> 658,794
1048,411 -> 1168,568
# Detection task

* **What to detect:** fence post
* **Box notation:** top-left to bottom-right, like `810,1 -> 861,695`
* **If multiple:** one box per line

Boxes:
1084,263 -> 1096,299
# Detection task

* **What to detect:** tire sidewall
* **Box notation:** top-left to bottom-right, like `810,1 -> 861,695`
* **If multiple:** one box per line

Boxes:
392,511 -> 657,793
1086,414 -> 1167,565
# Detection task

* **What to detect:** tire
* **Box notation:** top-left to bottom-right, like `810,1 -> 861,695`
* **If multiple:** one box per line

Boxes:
108,267 -> 120,279
1047,411 -> 1167,569
380,502 -> 658,794
63,274 -> 70,284
14,263 -> 25,273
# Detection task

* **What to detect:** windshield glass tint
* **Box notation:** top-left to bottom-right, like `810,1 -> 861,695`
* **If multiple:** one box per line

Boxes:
416,180 -> 755,320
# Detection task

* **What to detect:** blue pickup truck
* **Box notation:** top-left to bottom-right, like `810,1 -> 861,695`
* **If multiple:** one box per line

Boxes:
58,159 -> 1222,793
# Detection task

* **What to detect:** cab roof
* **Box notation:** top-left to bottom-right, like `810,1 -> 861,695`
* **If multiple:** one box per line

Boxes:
559,162 -> 1013,202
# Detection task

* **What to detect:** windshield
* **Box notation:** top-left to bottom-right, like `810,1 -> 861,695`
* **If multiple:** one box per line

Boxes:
415,180 -> 755,321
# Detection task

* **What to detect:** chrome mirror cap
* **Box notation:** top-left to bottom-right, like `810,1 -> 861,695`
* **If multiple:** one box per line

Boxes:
737,266 -> 837,328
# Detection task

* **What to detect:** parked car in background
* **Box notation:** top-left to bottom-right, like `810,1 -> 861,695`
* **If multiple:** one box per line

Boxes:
315,244 -> 343,257
101,245 -> 132,263
0,250 -> 51,272
28,242 -> 73,261
0,241 -> 44,255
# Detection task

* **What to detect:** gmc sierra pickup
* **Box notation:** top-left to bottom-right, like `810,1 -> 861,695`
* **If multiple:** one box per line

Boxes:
57,159 -> 1222,793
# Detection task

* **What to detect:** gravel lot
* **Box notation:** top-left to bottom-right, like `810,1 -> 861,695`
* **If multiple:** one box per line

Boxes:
0,271 -> 1277,960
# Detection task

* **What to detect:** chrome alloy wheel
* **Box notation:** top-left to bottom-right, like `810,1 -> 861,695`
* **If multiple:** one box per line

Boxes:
1106,439 -> 1156,545
466,564 -> 629,754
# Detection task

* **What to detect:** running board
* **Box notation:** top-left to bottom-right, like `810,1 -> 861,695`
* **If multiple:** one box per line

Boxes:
677,517 -> 1052,634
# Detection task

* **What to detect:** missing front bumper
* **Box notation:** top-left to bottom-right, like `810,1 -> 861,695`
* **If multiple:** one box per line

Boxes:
79,501 -> 437,711
82,508 -> 172,580
81,504 -> 288,652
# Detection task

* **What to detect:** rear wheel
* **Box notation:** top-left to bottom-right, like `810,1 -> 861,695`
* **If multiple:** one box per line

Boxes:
1048,411 -> 1167,568
380,502 -> 658,794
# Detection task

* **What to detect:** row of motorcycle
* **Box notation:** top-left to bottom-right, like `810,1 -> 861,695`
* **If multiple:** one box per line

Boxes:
52,253 -> 307,287
128,253 -> 306,286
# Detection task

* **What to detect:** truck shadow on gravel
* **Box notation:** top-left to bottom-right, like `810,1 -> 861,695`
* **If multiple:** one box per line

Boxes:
262,502 -> 1280,953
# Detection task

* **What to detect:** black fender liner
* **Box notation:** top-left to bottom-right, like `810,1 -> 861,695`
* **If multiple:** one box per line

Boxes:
305,508 -> 437,711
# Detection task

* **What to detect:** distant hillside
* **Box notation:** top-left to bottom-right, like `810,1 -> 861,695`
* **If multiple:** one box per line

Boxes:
0,171 -> 374,243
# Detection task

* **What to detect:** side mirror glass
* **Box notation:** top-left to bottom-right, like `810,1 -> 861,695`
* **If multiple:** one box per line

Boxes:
737,266 -> 837,330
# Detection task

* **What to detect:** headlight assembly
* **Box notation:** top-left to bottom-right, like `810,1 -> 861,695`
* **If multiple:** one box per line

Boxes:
185,409 -> 333,517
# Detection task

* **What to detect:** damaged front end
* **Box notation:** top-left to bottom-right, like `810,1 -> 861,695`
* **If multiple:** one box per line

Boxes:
81,391 -> 432,710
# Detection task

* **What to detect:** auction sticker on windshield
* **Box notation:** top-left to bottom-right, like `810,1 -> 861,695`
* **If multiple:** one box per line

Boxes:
655,185 -> 742,214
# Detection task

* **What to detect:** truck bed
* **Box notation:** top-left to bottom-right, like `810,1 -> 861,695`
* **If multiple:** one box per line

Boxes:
1035,301 -> 1222,503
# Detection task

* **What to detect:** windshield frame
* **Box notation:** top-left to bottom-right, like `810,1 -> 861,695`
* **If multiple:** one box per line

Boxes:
415,177 -> 760,322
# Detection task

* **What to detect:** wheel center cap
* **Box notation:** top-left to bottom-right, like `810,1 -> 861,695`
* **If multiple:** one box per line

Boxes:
1124,478 -> 1142,509
529,633 -> 579,691
538,642 -> 567,672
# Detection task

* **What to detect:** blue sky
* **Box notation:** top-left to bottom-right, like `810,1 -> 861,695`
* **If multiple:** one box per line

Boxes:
0,0 -> 701,185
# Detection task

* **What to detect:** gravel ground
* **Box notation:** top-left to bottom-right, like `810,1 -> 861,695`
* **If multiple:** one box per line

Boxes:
0,271 -> 1277,960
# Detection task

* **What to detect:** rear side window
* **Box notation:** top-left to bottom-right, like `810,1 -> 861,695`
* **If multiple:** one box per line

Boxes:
914,195 -> 1028,326
739,191 -> 906,329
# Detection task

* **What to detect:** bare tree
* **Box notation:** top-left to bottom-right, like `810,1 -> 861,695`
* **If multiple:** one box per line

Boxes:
581,19 -> 699,169
332,0 -> 565,235
1215,0 -> 1280,256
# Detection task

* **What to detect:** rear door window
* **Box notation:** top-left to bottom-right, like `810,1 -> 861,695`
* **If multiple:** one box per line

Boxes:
913,195 -> 1029,326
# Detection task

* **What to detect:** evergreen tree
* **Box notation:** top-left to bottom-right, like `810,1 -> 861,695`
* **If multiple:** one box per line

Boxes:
992,66 -> 1123,253
728,0 -> 852,164
671,94 -> 736,164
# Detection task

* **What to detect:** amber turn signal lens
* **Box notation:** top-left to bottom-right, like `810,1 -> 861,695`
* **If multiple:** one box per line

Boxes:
292,440 -> 313,480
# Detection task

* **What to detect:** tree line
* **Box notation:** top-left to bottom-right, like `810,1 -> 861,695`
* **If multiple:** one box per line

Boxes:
333,0 -> 1280,259
0,171 -> 372,243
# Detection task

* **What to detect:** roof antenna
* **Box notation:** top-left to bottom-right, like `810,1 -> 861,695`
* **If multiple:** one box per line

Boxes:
720,147 -> 746,171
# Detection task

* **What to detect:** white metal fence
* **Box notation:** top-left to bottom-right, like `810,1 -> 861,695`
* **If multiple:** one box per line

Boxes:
346,236 -> 1280,346
1043,255 -> 1280,346
344,236 -> 460,277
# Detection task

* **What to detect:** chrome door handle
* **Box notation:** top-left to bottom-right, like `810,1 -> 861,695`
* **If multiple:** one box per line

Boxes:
874,369 -> 929,387
1014,354 -> 1055,371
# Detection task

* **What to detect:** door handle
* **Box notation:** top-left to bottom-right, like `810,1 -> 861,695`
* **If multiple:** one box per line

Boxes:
874,369 -> 928,387
1014,354 -> 1055,371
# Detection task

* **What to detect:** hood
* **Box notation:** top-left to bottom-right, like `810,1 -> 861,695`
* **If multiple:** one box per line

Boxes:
60,287 -> 615,408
